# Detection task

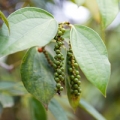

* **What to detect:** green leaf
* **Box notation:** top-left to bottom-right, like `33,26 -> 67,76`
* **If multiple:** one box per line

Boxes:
8,82 -> 28,96
79,99 -> 106,120
20,47 -> 56,108
0,7 -> 58,57
96,0 -> 119,28
0,81 -> 15,90
0,81 -> 27,95
29,97 -> 47,120
48,99 -> 68,120
70,25 -> 111,96
0,11 -> 10,32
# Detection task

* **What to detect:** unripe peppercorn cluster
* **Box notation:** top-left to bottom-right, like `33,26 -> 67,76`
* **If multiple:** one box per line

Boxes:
53,24 -> 65,94
67,44 -> 82,97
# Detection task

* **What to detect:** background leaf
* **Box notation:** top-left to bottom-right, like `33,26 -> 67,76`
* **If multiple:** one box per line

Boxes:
0,81 -> 15,90
21,47 -> 56,108
96,0 -> 119,29
48,99 -> 68,120
79,99 -> 106,120
0,11 -> 10,32
0,7 -> 58,57
0,94 -> 14,108
70,25 -> 111,96
29,97 -> 47,120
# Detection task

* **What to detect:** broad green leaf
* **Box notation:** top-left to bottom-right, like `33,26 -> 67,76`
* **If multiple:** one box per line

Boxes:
0,7 -> 58,57
79,99 -> 106,120
21,47 -> 56,108
96,0 -> 119,28
8,82 -> 28,96
70,25 -> 111,96
0,94 -> 14,108
0,81 -> 15,90
29,97 -> 47,120
0,11 -> 10,32
48,99 -> 68,120
0,81 -> 27,95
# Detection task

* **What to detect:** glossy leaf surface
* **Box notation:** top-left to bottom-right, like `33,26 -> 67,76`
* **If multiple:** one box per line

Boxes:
21,47 -> 56,107
0,7 -> 58,57
29,97 -> 47,120
70,25 -> 110,96
96,0 -> 119,28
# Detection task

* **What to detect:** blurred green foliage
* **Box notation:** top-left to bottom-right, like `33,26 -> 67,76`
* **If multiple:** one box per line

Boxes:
0,0 -> 120,120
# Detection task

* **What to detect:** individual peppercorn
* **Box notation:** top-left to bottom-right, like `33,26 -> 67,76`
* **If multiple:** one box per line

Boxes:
60,86 -> 64,91
56,50 -> 60,54
58,31 -> 63,36
54,77 -> 60,82
54,72 -> 58,77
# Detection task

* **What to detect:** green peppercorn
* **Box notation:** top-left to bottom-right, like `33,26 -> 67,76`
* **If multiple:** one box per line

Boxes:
72,59 -> 75,63
59,75 -> 63,79
74,84 -> 78,89
56,50 -> 60,54
77,81 -> 81,85
73,78 -> 79,83
75,70 -> 79,75
55,60 -> 60,65
67,52 -> 72,57
61,56 -> 64,60
55,44 -> 59,49
58,31 -> 62,36
77,93 -> 80,96
74,63 -> 79,67
76,75 -> 80,79
56,83 -> 61,88
54,77 -> 60,82
54,72 -> 58,77
69,67 -> 72,72
74,90 -> 78,94
58,41 -> 62,46
70,75 -> 74,80
61,77 -> 64,81
60,86 -> 64,91
61,28 -> 65,33
78,87 -> 82,92
57,69 -> 62,74
61,67 -> 64,71
57,54 -> 62,59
